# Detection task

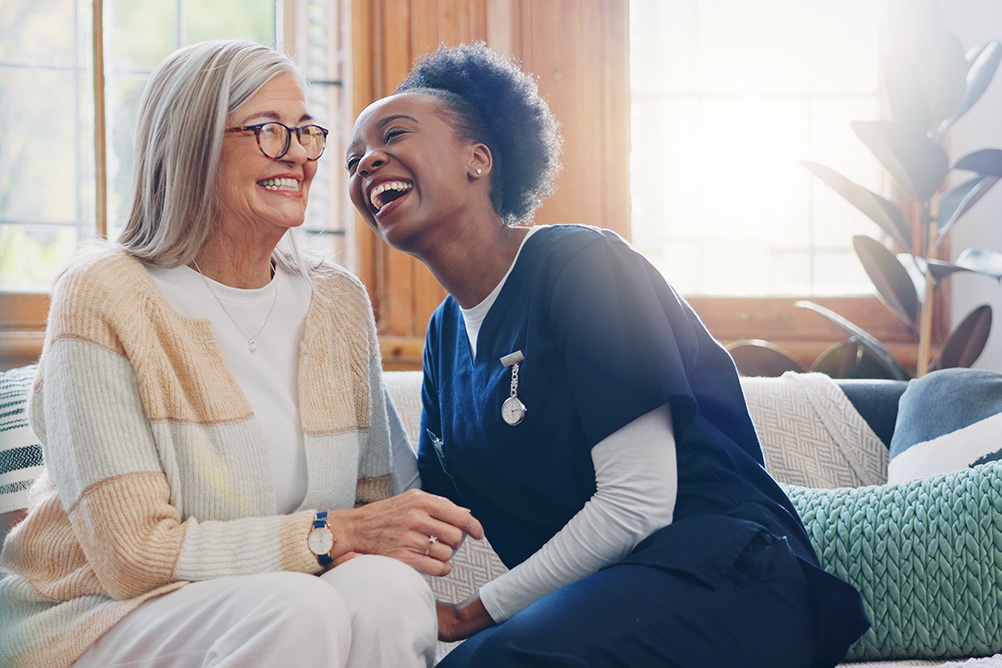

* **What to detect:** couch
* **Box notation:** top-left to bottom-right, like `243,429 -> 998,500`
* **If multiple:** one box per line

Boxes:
4,365 -> 1002,667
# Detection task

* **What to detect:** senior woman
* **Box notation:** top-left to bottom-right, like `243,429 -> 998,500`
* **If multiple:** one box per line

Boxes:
0,39 -> 481,668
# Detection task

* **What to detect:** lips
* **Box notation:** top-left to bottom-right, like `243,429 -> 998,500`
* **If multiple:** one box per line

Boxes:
368,180 -> 413,213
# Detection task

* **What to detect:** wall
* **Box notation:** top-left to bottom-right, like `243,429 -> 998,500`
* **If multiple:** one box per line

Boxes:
349,0 -> 630,369
943,1 -> 1002,372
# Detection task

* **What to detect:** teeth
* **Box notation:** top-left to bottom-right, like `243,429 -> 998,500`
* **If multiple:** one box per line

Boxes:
258,177 -> 300,191
369,181 -> 413,211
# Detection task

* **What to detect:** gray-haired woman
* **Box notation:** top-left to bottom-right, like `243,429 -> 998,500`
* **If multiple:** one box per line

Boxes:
0,39 -> 482,668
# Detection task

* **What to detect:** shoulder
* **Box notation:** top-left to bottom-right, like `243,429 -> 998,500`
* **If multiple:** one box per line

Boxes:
309,264 -> 374,315
525,224 -> 639,280
48,247 -> 156,334
53,246 -> 148,302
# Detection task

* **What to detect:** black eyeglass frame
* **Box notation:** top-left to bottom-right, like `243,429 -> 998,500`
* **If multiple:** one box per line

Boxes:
224,121 -> 329,161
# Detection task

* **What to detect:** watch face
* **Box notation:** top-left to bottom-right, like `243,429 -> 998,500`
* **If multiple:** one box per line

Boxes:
308,528 -> 334,555
501,396 -> 526,426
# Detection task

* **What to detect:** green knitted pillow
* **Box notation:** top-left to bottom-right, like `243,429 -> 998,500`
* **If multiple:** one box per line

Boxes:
784,462 -> 1002,662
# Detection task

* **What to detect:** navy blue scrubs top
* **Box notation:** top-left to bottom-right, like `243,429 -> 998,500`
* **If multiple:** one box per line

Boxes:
418,225 -> 867,662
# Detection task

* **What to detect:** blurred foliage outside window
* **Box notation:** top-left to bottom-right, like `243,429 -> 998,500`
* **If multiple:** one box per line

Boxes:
0,0 -> 347,292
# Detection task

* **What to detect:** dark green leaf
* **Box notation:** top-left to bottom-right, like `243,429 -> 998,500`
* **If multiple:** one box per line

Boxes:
854,235 -> 920,332
954,148 -> 1002,177
899,253 -> 929,300
940,40 -> 1002,134
852,120 -> 949,203
795,300 -> 912,380
801,161 -> 911,250
937,174 -> 999,238
725,339 -> 805,377
929,304 -> 992,371
811,340 -> 908,380
908,254 -> 1002,283
955,248 -> 1002,281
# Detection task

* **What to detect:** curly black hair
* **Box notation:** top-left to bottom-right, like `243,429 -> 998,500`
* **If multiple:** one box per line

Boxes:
396,42 -> 563,224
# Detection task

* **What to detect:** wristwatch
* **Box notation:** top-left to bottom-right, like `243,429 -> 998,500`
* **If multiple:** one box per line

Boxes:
308,511 -> 335,566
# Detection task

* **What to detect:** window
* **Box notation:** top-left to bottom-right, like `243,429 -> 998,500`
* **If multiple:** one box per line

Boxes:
0,0 -> 349,367
630,0 -> 884,297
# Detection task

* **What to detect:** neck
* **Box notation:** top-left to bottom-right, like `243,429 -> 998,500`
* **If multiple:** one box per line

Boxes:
418,217 -> 529,309
193,235 -> 277,288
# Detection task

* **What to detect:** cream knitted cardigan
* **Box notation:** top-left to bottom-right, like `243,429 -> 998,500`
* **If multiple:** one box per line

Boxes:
0,248 -> 393,668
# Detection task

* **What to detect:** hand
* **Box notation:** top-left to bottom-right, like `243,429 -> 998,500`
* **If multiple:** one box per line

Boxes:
330,489 -> 485,576
437,595 -> 495,642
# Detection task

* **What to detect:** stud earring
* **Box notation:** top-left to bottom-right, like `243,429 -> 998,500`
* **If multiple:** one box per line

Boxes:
476,168 -> 483,175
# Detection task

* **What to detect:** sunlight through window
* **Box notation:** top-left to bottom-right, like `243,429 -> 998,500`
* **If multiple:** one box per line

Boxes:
630,0 -> 884,296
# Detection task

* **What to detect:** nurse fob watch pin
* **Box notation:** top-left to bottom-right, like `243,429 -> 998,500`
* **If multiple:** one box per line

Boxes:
500,350 -> 526,426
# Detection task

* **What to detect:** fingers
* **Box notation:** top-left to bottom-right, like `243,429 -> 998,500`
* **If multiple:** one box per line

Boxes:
419,492 -> 485,541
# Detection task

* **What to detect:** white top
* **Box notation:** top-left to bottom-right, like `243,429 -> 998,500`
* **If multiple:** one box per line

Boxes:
459,228 -> 679,622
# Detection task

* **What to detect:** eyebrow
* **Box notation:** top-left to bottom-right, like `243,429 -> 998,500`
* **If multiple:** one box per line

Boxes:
376,114 -> 419,128
239,110 -> 314,125
347,114 -> 420,154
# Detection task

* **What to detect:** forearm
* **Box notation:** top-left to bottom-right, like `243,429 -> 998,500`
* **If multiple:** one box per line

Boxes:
480,404 -> 677,623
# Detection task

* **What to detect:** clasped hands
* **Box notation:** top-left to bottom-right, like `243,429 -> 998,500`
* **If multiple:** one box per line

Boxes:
326,488 -> 483,577
326,489 -> 495,641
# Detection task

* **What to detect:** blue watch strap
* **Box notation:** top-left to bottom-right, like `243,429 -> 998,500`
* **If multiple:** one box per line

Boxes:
313,511 -> 333,565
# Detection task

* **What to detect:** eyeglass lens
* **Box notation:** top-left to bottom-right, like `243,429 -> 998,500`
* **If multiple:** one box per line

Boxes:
257,122 -> 326,160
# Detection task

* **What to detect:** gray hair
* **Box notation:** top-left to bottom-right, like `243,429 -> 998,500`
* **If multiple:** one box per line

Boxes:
117,39 -> 314,275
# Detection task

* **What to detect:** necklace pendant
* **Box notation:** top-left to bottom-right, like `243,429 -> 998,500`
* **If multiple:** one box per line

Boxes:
248,339 -> 257,353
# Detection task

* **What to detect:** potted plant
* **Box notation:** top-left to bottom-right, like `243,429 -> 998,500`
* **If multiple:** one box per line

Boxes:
731,27 -> 1002,380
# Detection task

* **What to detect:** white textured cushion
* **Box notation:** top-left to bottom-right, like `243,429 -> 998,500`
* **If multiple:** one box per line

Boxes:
741,372 -> 887,489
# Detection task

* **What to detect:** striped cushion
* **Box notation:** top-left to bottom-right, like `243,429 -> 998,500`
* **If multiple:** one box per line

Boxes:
1,364 -> 42,514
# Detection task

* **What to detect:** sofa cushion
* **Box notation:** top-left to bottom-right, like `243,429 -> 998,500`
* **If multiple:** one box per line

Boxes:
1,364 -> 42,514
787,461 -> 1002,662
888,368 -> 1002,484
743,373 -> 888,489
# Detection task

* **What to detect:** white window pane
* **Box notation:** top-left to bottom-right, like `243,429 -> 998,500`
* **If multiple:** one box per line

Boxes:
0,226 -> 81,290
630,0 -> 881,297
107,0 -> 179,72
629,0 -> 698,95
698,0 -> 814,95
1,71 -> 83,222
183,0 -> 276,45
0,0 -> 80,67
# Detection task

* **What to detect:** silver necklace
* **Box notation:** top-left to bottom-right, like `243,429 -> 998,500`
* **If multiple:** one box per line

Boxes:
192,259 -> 279,353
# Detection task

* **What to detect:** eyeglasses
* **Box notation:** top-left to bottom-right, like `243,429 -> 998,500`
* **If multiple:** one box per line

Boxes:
225,121 -> 329,161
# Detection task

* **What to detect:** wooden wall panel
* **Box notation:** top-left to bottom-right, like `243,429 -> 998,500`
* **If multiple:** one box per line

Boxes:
350,0 -> 629,368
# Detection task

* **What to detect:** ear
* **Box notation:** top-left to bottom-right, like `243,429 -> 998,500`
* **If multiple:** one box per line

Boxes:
468,143 -> 492,179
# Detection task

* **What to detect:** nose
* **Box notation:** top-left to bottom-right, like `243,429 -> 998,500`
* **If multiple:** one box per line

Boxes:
281,134 -> 310,164
357,149 -> 386,177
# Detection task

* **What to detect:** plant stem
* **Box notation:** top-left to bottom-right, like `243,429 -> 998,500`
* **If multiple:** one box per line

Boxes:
916,199 -> 938,377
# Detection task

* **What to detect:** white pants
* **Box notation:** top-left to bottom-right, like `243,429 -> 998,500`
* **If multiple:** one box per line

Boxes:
74,555 -> 437,668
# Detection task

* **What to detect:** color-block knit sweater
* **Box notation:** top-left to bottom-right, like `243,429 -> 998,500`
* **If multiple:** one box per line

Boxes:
0,248 -> 393,668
